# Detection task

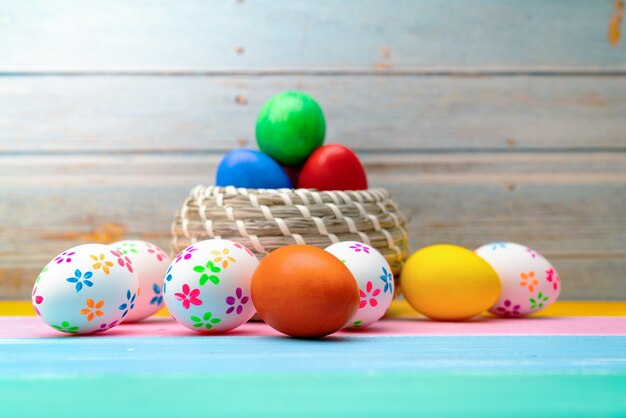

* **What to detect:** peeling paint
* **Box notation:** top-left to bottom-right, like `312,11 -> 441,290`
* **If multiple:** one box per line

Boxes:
582,92 -> 606,107
0,267 -> 28,295
609,0 -> 624,46
40,223 -> 126,244
138,232 -> 169,239
374,46 -> 392,70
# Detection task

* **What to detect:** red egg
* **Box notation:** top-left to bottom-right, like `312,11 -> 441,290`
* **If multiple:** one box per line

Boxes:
297,144 -> 368,191
251,245 -> 360,338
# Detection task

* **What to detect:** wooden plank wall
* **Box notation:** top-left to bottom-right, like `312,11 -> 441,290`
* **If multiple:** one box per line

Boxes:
0,0 -> 625,300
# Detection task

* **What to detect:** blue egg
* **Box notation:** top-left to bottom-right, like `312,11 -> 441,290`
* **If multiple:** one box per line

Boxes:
216,148 -> 293,189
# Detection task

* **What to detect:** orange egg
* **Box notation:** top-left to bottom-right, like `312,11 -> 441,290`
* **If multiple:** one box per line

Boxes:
251,245 -> 360,338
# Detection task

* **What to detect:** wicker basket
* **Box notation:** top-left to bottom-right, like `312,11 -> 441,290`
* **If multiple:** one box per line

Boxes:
171,186 -> 411,286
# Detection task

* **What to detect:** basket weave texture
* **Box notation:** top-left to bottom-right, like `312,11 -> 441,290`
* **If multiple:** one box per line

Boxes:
171,186 -> 411,278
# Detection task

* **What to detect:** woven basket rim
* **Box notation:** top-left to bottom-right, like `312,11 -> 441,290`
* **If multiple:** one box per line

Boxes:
171,185 -> 411,277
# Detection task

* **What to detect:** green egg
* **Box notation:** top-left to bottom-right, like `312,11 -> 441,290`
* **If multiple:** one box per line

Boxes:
255,91 -> 326,166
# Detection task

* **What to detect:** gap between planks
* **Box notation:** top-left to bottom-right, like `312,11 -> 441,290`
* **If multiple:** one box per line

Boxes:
3,148 -> 626,157
2,69 -> 626,77
1,152 -> 624,186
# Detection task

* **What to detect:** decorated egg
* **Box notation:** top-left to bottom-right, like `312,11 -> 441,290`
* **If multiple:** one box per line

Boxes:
251,245 -> 359,338
32,244 -> 139,335
325,241 -> 394,328
110,240 -> 170,322
163,239 -> 259,333
216,148 -> 293,189
297,144 -> 368,191
256,91 -> 326,166
475,242 -> 561,317
400,244 -> 501,321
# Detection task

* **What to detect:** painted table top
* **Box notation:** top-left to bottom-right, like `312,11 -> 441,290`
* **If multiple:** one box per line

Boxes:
2,300 -> 625,417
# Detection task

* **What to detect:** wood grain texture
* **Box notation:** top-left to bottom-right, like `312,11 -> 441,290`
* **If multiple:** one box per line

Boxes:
3,300 -> 626,317
2,373 -> 626,418
386,300 -> 626,318
1,336 -> 626,417
0,0 -> 624,72
2,336 -> 626,373
1,153 -> 624,300
0,1 -> 624,302
5,316 -> 626,338
1,75 -> 626,152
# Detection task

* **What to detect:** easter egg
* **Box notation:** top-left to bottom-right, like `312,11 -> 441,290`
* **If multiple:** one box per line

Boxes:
256,91 -> 325,166
163,239 -> 259,333
475,242 -> 561,317
215,148 -> 293,189
251,245 -> 360,338
110,240 -> 170,322
400,244 -> 501,321
32,244 -> 139,335
297,144 -> 368,191
325,241 -> 394,328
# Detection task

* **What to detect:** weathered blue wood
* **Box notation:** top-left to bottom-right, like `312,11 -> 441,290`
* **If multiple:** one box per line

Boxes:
1,152 -> 625,300
1,336 -> 625,375
1,75 -> 626,152
0,0 -> 623,72
0,0 -> 624,304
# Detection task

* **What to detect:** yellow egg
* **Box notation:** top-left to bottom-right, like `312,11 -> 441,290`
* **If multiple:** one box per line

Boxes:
400,244 -> 501,321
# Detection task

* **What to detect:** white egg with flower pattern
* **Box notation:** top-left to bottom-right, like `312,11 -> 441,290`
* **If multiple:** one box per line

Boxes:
325,241 -> 394,328
163,239 -> 259,333
32,243 -> 139,335
110,240 -> 170,322
475,242 -> 561,317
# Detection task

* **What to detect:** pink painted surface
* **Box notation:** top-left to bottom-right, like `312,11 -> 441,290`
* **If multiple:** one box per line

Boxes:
1,316 -> 625,338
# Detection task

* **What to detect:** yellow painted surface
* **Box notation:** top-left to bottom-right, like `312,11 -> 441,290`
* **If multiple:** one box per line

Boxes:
2,300 -> 626,317
0,302 -> 172,317
386,299 -> 626,318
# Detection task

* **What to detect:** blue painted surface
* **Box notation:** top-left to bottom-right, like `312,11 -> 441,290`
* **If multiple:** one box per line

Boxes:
1,336 -> 625,376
